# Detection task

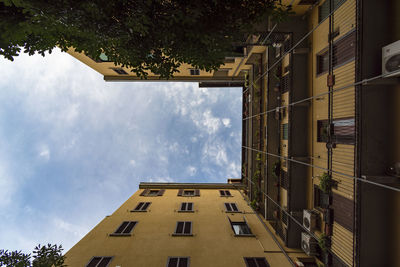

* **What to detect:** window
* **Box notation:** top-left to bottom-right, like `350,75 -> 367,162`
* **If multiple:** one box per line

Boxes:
110,221 -> 137,236
225,203 -> 239,212
179,202 -> 194,212
140,189 -> 165,196
219,190 -> 232,197
132,202 -> 151,212
177,189 -> 200,197
190,69 -> 200,75
111,68 -> 128,75
318,0 -> 347,23
316,51 -> 329,75
167,257 -> 190,267
173,221 -> 192,236
282,123 -> 288,140
313,185 -> 330,209
86,256 -> 113,267
332,31 -> 356,66
317,118 -> 355,144
229,218 -> 253,236
244,257 -> 270,267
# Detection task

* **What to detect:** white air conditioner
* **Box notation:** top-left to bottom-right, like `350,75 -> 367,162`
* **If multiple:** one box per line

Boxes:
301,232 -> 318,256
303,210 -> 317,232
382,40 -> 400,77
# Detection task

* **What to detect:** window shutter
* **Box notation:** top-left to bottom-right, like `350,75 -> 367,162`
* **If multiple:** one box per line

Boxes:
332,192 -> 354,232
87,257 -> 102,267
157,189 -> 165,196
194,189 -> 200,196
123,222 -> 136,234
168,258 -> 178,267
187,203 -> 193,211
142,202 -> 150,210
225,203 -> 232,212
115,222 -> 129,234
231,203 -> 238,212
140,189 -> 149,196
220,190 -> 226,196
177,189 -> 184,196
176,222 -> 184,234
225,190 -> 232,196
135,202 -> 144,211
181,202 -> 187,211
179,257 -> 188,267
184,222 -> 192,234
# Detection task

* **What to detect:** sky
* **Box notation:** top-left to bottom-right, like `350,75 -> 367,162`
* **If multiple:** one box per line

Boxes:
0,49 -> 242,254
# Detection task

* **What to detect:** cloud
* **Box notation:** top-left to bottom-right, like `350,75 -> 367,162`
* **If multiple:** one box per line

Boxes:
187,166 -> 197,176
222,118 -> 231,128
38,145 -> 50,161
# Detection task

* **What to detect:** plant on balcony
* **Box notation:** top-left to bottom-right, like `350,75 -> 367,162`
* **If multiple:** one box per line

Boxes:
319,172 -> 334,194
256,152 -> 262,161
318,233 -> 328,253
250,199 -> 258,211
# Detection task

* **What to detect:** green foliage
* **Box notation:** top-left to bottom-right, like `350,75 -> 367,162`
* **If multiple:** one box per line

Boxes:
256,152 -> 262,161
250,199 -> 258,210
318,233 -> 328,253
0,244 -> 65,267
319,172 -> 333,194
0,0 -> 290,79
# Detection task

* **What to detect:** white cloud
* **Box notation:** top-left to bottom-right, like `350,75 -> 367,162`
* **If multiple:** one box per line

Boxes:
52,217 -> 87,238
187,166 -> 197,176
129,159 -> 136,166
222,118 -> 231,128
38,145 -> 50,161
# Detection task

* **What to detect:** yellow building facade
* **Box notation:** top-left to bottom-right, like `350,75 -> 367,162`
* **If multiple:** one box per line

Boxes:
65,182 -> 311,267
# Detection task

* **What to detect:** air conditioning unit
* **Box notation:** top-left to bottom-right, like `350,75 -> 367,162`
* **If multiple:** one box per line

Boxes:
382,40 -> 400,77
303,210 -> 317,232
301,232 -> 318,256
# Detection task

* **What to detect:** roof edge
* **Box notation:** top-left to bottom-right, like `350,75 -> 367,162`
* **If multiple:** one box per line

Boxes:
139,182 -> 245,190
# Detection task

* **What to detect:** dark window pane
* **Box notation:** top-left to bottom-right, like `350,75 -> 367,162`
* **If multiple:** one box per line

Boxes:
142,202 -> 150,210
245,258 -> 257,267
184,222 -> 191,234
220,190 -> 226,196
87,257 -> 102,267
333,118 -> 355,144
178,257 -> 188,267
225,203 -> 232,212
225,190 -> 231,196
187,203 -> 193,211
233,222 -> 252,235
231,203 -> 239,212
317,120 -> 329,142
168,258 -> 178,267
176,222 -> 184,234
183,190 -> 194,196
135,202 -> 144,211
316,51 -> 329,74
123,222 -> 136,234
256,257 -> 269,267
282,124 -> 288,140
97,257 -> 112,267
112,68 -> 128,75
148,190 -> 159,196
181,203 -> 187,211
115,221 -> 129,234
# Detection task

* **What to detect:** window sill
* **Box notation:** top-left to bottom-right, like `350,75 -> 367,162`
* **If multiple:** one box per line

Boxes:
172,233 -> 193,237
220,196 -> 233,197
109,233 -> 132,237
234,234 -> 255,237
225,211 -> 242,213
178,210 -> 195,213
130,210 -> 148,212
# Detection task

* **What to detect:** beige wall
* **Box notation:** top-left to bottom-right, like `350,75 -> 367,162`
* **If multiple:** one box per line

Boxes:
65,186 -> 294,267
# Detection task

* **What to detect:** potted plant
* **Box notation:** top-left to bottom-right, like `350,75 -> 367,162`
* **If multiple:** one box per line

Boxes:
318,234 -> 331,266
319,172 -> 334,194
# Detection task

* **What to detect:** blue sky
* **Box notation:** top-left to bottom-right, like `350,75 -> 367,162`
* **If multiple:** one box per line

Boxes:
0,49 -> 242,254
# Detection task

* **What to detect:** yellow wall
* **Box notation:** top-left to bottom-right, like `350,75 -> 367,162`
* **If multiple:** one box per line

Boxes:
65,186 -> 294,267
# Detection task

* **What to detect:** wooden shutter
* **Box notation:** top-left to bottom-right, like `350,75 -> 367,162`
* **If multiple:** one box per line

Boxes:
333,31 -> 356,67
175,222 -> 184,234
220,190 -> 226,196
157,189 -> 165,196
194,189 -> 200,196
225,190 -> 232,196
231,203 -> 239,212
318,0 -> 329,22
225,203 -> 232,212
134,202 -> 144,211
181,203 -> 187,211
98,257 -> 112,267
123,222 -> 136,234
332,193 -> 354,232
142,202 -> 150,210
187,203 -> 193,211
140,189 -> 149,196
87,257 -> 102,267
115,221 -> 129,234
184,222 -> 192,234
177,189 -> 184,196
